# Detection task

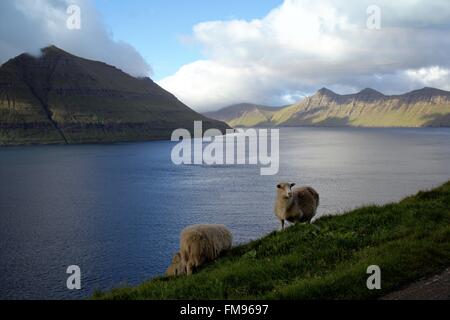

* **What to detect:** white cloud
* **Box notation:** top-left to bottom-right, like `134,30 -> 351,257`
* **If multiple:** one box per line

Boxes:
406,66 -> 450,90
159,0 -> 450,112
0,0 -> 151,77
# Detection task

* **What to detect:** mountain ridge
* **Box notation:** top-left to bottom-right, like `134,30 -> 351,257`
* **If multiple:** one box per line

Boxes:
205,87 -> 450,128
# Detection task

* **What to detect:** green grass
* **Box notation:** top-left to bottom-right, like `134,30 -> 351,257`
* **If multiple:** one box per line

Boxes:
95,181 -> 450,300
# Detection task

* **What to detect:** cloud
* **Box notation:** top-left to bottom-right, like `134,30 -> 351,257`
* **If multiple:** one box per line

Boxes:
0,0 -> 151,77
159,0 -> 450,112
405,66 -> 450,90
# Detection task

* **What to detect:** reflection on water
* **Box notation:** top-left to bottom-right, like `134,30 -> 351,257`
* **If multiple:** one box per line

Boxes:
0,127 -> 449,299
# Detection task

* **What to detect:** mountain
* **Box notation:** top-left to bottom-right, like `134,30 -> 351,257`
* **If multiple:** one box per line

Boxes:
206,88 -> 450,128
0,46 -> 229,146
204,103 -> 286,128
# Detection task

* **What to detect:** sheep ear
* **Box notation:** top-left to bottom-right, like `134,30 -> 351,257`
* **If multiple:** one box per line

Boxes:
290,183 -> 296,188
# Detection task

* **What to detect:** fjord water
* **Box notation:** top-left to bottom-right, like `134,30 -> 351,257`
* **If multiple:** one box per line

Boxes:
1,127 -> 450,299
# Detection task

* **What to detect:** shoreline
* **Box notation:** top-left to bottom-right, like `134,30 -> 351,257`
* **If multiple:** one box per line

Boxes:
2,126 -> 450,148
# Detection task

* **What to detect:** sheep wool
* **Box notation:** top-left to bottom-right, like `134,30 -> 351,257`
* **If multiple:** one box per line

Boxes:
275,182 -> 320,230
166,224 -> 233,276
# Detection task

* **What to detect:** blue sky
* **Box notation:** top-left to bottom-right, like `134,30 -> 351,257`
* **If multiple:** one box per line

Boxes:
94,0 -> 282,80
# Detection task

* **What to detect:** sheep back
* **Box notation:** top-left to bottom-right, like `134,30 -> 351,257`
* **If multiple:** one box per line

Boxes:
180,224 -> 232,274
292,187 -> 320,223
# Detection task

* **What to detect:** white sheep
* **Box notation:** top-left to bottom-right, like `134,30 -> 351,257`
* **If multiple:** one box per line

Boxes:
165,252 -> 184,277
166,224 -> 233,276
274,182 -> 320,230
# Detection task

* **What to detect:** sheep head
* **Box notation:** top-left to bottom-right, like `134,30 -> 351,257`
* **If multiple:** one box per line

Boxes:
165,252 -> 186,277
277,182 -> 296,200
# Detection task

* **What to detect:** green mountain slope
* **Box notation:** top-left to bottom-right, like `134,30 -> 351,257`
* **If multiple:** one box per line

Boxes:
0,46 -> 229,145
206,88 -> 450,128
204,103 -> 285,128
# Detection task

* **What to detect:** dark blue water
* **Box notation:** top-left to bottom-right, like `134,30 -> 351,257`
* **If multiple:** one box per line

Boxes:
1,127 -> 450,299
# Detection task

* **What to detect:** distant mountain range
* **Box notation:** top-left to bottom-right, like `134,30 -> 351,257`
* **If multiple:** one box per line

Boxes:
205,88 -> 450,128
0,46 -> 229,146
2,46 -> 449,147
204,103 -> 286,128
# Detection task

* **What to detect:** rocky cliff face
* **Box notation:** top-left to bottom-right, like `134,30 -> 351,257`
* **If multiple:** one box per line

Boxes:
0,46 -> 229,145
207,88 -> 450,128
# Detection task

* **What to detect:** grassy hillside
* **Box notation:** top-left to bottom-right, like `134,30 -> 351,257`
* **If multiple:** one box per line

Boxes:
204,103 -> 284,128
227,108 -> 276,127
95,181 -> 450,300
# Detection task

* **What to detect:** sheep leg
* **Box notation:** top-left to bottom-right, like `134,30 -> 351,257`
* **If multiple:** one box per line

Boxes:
186,263 -> 194,275
280,219 -> 285,231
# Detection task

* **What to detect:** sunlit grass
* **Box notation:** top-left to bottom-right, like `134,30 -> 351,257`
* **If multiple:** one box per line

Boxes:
95,181 -> 450,300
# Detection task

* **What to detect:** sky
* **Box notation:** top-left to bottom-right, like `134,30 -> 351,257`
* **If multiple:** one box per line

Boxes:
93,0 -> 282,79
1,0 -> 450,112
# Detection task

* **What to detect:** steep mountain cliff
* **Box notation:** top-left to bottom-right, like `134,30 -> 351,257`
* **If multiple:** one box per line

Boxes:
206,88 -> 450,128
0,46 -> 229,145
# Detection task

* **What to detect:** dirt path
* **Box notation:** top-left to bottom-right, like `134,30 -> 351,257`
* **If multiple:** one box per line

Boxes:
382,268 -> 450,300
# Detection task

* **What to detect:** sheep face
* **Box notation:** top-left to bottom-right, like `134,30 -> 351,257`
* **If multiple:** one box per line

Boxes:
165,252 -> 186,277
277,182 -> 296,200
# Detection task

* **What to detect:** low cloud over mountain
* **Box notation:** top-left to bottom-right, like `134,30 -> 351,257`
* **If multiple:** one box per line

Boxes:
0,0 -> 151,77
